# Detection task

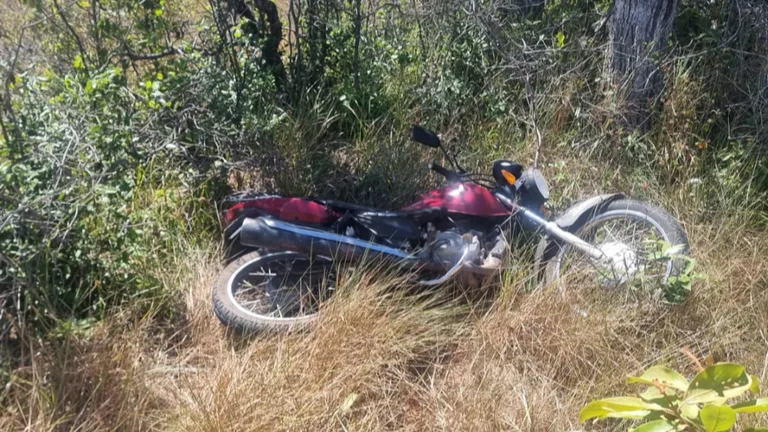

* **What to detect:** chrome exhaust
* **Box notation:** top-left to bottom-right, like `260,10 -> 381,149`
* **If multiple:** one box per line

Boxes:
240,217 -> 491,286
240,217 -> 417,262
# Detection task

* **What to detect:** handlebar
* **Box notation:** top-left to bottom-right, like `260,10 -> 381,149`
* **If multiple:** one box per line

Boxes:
429,162 -> 492,188
429,162 -> 455,179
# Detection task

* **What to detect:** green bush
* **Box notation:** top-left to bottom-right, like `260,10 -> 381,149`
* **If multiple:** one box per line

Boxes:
0,64 -> 221,327
2,0 -> 768,338
581,362 -> 768,431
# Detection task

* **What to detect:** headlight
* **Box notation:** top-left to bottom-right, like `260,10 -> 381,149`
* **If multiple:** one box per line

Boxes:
520,168 -> 550,207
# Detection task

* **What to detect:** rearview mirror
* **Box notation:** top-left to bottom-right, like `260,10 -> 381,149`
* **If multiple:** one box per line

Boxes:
411,125 -> 440,148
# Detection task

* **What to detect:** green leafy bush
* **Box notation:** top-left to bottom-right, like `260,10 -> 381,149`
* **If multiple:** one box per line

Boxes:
581,362 -> 768,431
0,65 -> 221,327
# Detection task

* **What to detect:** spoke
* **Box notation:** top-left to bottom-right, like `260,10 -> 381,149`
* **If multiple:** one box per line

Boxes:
240,299 -> 264,307
239,280 -> 269,293
561,214 -> 670,292
231,255 -> 336,319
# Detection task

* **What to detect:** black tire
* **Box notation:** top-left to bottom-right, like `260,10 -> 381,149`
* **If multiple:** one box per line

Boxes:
212,250 -> 333,333
544,199 -> 690,291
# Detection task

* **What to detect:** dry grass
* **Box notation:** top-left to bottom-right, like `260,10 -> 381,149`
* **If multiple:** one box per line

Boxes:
1,209 -> 767,431
3,0 -> 767,430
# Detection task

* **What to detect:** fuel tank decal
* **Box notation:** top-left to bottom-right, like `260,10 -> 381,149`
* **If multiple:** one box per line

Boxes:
402,183 -> 508,217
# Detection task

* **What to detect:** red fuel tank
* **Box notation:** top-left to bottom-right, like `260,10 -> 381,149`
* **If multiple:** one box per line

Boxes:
402,183 -> 509,217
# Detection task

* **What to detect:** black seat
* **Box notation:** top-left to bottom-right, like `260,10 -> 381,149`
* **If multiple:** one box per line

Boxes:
324,200 -> 445,224
323,200 -> 384,213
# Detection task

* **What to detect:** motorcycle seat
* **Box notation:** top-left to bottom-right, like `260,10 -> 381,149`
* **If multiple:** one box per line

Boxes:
323,200 -> 382,213
324,200 -> 445,224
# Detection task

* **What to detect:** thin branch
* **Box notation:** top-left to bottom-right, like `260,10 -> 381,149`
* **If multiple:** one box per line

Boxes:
353,0 -> 362,89
410,0 -> 426,61
119,48 -> 183,61
52,0 -> 90,74
525,73 -> 543,168
0,104 -> 13,152
1,27 -> 25,152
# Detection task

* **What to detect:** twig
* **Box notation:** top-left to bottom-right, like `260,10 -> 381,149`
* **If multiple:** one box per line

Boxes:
525,73 -> 543,168
353,0 -> 362,89
682,347 -> 705,372
119,48 -> 183,61
410,0 -> 427,61
52,0 -> 90,74
2,27 -> 25,152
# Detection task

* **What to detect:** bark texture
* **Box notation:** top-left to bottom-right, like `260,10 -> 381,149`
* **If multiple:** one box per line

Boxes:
230,0 -> 286,85
608,0 -> 678,129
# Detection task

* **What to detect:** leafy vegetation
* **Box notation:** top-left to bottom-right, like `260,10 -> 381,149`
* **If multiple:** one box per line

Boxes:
1,0 -> 768,430
582,361 -> 768,431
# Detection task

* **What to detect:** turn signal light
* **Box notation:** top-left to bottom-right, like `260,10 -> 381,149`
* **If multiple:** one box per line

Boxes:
501,169 -> 517,185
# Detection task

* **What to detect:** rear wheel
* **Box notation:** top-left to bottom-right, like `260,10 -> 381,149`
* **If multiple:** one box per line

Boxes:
212,251 -> 336,332
545,199 -> 690,302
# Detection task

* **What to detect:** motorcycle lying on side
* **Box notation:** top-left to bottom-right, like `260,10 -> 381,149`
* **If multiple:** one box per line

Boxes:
212,126 -> 690,332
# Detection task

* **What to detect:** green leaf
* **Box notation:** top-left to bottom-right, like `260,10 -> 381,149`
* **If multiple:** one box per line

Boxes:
639,386 -> 678,403
554,31 -> 566,48
629,365 -> 690,391
73,55 -> 84,70
750,375 -> 760,394
580,397 -> 662,422
700,404 -> 736,432
681,403 -> 700,420
685,363 -> 752,404
630,419 -> 677,432
732,398 -> 768,413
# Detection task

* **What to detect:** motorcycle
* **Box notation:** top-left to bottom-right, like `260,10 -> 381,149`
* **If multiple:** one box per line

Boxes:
212,125 -> 690,332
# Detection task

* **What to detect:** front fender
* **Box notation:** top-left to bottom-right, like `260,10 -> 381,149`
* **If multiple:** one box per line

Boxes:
553,193 -> 624,230
532,193 -> 624,278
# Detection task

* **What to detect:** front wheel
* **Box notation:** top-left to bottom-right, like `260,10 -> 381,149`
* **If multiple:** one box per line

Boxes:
544,199 -> 690,300
212,251 -> 337,333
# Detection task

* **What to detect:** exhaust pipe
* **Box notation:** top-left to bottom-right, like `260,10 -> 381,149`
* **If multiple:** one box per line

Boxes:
240,217 -> 417,262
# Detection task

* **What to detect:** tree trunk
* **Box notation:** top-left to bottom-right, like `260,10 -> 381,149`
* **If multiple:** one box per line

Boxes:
230,0 -> 286,87
608,0 -> 678,129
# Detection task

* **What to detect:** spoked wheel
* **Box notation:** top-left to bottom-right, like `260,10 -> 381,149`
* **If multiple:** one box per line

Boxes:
545,199 -> 690,302
213,251 -> 336,332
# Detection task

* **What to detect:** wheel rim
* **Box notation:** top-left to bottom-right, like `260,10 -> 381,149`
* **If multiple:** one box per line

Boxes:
554,210 -> 675,294
227,252 -> 335,322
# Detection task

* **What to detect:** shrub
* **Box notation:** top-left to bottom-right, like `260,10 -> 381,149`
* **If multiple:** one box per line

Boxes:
581,361 -> 768,431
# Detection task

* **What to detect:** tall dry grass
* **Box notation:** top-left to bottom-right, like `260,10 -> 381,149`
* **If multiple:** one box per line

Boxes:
2,207 -> 767,431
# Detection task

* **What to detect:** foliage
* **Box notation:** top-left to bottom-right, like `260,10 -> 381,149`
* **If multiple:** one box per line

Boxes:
0,65 -> 221,327
1,0 -> 768,351
643,240 -> 703,304
1,0 -> 768,428
581,362 -> 768,431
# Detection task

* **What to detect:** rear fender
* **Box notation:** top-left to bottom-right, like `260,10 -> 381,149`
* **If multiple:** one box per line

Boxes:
221,194 -> 285,228
222,196 -> 338,229
532,193 -> 624,278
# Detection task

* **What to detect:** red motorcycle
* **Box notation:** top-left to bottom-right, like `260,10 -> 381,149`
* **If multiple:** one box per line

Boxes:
213,126 -> 689,332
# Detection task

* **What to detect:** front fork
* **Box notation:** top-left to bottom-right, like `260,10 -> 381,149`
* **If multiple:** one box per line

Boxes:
494,193 -> 607,261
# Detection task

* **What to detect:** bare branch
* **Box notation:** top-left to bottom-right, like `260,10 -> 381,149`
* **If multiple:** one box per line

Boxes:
120,48 -> 184,61
52,0 -> 90,74
525,74 -> 543,168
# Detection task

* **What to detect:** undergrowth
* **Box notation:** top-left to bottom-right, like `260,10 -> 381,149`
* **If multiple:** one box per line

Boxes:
1,0 -> 768,430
